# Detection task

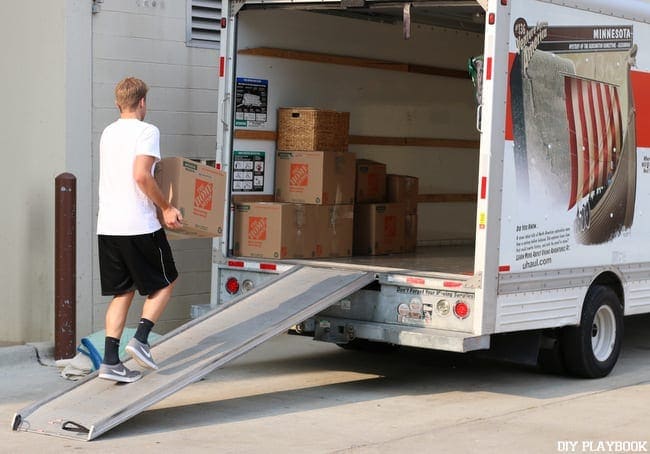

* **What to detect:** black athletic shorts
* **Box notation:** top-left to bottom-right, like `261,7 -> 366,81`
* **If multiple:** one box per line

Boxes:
98,229 -> 178,296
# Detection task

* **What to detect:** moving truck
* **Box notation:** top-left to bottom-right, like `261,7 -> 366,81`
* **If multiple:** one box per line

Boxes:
16,0 -> 650,440
209,0 -> 650,378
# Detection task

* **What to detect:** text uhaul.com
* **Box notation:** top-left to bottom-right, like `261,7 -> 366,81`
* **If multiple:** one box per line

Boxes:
558,441 -> 648,452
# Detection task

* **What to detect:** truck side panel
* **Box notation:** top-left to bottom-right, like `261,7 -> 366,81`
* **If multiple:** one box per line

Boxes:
495,0 -> 650,332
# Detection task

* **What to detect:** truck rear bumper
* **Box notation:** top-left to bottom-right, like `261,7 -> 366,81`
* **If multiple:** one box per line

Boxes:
312,316 -> 490,353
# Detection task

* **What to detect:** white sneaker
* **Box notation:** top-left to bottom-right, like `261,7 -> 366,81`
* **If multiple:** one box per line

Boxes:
98,362 -> 142,383
125,338 -> 159,370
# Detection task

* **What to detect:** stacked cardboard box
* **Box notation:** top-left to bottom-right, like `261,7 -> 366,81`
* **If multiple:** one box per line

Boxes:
275,151 -> 355,205
352,165 -> 420,255
354,159 -> 409,255
387,174 -> 419,214
233,202 -> 317,259
233,203 -> 355,259
387,174 -> 419,252
317,204 -> 354,257
235,107 -> 354,259
355,159 -> 387,203
354,202 -> 406,255
404,212 -> 418,253
233,107 -> 420,258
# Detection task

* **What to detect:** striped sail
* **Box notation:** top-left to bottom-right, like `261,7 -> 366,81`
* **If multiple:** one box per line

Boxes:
564,75 -> 622,209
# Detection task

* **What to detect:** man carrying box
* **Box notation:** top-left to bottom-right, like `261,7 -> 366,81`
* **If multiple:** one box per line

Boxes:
96,77 -> 183,383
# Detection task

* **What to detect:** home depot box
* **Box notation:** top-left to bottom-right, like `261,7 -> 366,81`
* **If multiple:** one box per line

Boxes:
155,157 -> 226,238
387,174 -> 419,214
275,151 -> 355,205
234,202 -> 318,259
315,204 -> 354,258
405,213 -> 418,253
353,203 -> 406,255
277,107 -> 350,152
356,159 -> 386,203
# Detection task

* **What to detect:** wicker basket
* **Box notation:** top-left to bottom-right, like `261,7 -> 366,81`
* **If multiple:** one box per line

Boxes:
277,108 -> 350,152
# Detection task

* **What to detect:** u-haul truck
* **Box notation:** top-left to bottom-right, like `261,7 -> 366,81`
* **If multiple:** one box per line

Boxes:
208,0 -> 650,378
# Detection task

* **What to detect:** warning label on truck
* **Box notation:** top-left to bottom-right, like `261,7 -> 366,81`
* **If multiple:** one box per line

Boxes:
235,78 -> 268,127
232,151 -> 265,192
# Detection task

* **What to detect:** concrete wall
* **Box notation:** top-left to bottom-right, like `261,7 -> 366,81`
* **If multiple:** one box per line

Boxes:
90,0 -> 219,334
0,1 -> 92,343
0,0 -> 219,343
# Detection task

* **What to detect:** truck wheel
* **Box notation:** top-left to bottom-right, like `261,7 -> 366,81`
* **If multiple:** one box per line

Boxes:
562,286 -> 623,378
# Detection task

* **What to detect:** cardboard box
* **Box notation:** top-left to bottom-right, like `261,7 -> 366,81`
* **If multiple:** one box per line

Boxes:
315,204 -> 354,258
277,107 -> 350,152
275,151 -> 356,205
405,213 -> 418,252
387,174 -> 419,214
354,203 -> 406,255
356,159 -> 386,203
234,202 -> 319,259
155,157 -> 226,238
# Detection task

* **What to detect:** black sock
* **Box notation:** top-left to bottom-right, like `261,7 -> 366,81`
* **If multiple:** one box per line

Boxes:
134,318 -> 155,344
103,336 -> 121,365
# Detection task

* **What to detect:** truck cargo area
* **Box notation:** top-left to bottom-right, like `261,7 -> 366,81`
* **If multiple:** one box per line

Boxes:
228,3 -> 485,275
296,244 -> 475,275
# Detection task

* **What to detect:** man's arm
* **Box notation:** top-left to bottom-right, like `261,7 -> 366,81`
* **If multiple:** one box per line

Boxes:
133,155 -> 183,229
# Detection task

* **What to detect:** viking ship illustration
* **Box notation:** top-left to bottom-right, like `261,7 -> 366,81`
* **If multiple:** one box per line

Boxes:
564,46 -> 637,244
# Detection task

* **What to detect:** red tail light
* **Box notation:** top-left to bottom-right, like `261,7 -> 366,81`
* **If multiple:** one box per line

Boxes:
454,301 -> 470,319
225,277 -> 240,294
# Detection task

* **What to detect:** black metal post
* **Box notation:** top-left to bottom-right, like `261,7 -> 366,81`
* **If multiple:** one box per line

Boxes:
55,173 -> 76,360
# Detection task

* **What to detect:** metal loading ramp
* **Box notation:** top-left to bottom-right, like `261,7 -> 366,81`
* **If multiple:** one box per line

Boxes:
12,266 -> 375,441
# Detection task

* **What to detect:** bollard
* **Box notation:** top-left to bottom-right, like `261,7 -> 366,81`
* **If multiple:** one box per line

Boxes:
55,173 -> 76,360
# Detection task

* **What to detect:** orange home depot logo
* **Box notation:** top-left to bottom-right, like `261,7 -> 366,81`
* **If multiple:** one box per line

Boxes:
289,163 -> 309,187
384,215 -> 397,238
194,179 -> 213,210
248,216 -> 267,241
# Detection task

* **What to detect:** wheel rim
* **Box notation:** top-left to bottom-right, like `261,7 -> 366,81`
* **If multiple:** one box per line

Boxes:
591,305 -> 617,362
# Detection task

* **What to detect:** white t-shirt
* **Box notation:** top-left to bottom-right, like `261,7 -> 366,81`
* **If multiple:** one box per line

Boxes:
97,118 -> 162,235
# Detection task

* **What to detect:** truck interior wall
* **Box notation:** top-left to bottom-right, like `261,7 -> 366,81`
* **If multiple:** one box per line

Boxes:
235,10 -> 484,247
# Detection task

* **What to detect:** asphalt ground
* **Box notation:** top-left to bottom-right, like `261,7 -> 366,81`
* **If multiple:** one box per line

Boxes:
2,314 -> 649,453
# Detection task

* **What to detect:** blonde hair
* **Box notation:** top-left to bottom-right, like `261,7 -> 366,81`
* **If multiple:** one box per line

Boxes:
115,77 -> 148,112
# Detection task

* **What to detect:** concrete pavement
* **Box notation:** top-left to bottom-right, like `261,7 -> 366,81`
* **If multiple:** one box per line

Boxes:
2,315 -> 649,453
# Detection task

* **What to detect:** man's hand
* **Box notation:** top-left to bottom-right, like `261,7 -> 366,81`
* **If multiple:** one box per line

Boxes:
162,206 -> 183,230
134,155 -> 184,230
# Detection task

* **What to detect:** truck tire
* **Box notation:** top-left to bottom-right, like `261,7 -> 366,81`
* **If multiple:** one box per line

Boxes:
562,285 -> 623,378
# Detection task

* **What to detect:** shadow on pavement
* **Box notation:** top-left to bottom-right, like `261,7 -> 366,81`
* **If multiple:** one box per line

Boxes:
104,314 -> 650,440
